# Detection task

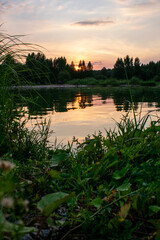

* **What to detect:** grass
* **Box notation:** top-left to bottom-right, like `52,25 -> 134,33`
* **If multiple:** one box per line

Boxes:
1,109 -> 160,239
0,30 -> 160,240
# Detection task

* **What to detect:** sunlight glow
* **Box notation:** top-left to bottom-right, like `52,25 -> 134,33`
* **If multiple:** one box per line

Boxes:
74,65 -> 81,71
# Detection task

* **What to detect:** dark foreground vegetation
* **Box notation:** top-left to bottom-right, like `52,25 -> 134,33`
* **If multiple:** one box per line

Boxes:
0,31 -> 160,240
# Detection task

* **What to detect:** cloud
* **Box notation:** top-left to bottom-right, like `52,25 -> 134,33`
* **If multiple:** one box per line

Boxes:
117,0 -> 160,19
0,0 -> 14,11
73,19 -> 114,27
130,1 -> 157,9
92,61 -> 103,66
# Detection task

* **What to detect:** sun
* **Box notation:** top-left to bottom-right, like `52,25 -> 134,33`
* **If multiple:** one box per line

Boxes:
75,65 -> 80,71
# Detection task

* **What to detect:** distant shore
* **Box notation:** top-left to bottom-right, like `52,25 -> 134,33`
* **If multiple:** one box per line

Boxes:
10,83 -> 160,90
10,84 -> 88,90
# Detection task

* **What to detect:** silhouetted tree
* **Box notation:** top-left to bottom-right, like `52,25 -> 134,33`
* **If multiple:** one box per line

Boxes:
82,60 -> 86,71
134,57 -> 141,77
53,57 -> 67,72
123,55 -> 133,79
113,57 -> 125,79
2,54 -> 16,65
25,52 -> 52,84
87,61 -> 93,71
78,60 -> 86,72
101,67 -> 108,77
70,61 -> 75,71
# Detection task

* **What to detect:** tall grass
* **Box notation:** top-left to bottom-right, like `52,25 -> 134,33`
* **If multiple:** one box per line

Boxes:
0,29 -> 50,160
0,29 -> 52,239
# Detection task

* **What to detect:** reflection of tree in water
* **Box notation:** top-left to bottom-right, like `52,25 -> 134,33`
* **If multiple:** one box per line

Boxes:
112,89 -> 131,112
112,87 -> 160,112
14,86 -> 160,116
115,100 -> 139,112
77,94 -> 93,109
16,88 -> 94,115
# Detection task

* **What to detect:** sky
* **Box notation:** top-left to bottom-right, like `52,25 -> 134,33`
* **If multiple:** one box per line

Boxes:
0,0 -> 160,69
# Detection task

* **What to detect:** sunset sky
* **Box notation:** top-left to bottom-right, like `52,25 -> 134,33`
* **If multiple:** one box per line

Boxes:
0,0 -> 160,69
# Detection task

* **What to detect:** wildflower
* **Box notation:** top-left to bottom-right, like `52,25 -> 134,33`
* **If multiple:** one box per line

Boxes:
1,197 -> 14,208
0,160 -> 14,171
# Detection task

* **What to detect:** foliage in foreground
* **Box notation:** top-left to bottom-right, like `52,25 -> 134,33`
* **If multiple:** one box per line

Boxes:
0,109 -> 160,240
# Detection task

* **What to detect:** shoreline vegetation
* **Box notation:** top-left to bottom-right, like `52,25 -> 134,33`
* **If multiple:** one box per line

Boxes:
0,31 -> 160,240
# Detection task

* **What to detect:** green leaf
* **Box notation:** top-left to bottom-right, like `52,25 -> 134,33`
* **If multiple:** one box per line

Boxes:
0,211 -> 36,234
113,164 -> 130,180
49,153 -> 67,167
48,170 -> 61,179
90,198 -> 103,209
37,192 -> 72,217
117,182 -> 131,192
119,202 -> 131,220
149,205 -> 160,213
106,160 -> 118,169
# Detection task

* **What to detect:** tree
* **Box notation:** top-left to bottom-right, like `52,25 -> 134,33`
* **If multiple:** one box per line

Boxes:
70,61 -> 75,71
52,57 -> 68,82
134,57 -> 141,77
25,52 -> 52,84
123,55 -> 133,79
79,60 -> 86,72
82,60 -> 86,71
2,54 -> 16,66
101,67 -> 108,77
53,57 -> 67,71
1,54 -> 18,85
113,57 -> 125,79
87,61 -> 93,71
58,70 -> 71,83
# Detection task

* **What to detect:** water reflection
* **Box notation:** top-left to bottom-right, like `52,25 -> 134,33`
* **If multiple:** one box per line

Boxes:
15,86 -> 160,143
16,86 -> 160,116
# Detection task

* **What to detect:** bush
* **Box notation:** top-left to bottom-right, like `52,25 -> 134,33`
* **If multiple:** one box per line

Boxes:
94,74 -> 106,80
99,78 -> 122,86
129,76 -> 141,85
58,70 -> 71,83
151,75 -> 160,82
67,77 -> 98,85
140,81 -> 156,86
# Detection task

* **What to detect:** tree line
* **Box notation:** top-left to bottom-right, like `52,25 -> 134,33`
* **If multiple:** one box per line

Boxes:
0,53 -> 160,85
113,55 -> 160,81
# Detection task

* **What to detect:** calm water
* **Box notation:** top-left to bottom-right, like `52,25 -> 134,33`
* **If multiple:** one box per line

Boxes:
17,86 -> 160,145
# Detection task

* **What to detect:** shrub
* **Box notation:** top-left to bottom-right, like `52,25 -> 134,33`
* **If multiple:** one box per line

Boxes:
140,81 -> 156,86
58,70 -> 71,83
99,78 -> 122,86
129,76 -> 141,85
67,77 -> 98,85
94,74 -> 106,80
151,75 -> 160,82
